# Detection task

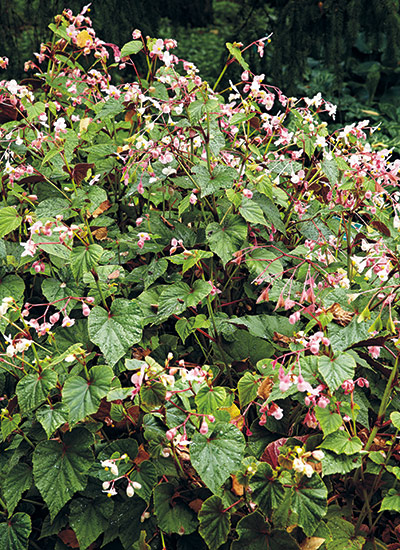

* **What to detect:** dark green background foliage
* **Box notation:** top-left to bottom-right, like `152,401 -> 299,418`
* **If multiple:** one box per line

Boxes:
3,0 -> 400,147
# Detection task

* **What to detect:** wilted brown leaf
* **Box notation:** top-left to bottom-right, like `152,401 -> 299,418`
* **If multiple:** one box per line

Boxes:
299,537 -> 326,550
231,475 -> 245,496
58,529 -> 79,548
189,499 -> 203,513
92,200 -> 112,218
134,444 -> 150,465
92,227 -> 108,240
326,302 -> 353,326
257,377 -> 274,400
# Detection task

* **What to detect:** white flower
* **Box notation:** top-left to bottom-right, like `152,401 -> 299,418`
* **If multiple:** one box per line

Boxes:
304,463 -> 314,478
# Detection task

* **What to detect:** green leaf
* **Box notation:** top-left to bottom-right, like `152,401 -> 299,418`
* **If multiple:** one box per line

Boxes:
328,318 -> 371,353
191,422 -> 245,493
120,40 -> 143,56
2,464 -> 32,515
153,482 -> 198,535
226,42 -> 249,70
193,164 -> 238,198
36,403 -> 69,438
379,488 -> 400,513
175,315 -> 209,344
140,380 -> 166,412
109,498 -> 146,549
16,370 -> 58,412
240,198 -> 267,225
94,98 -> 124,121
32,428 -> 94,521
315,406 -> 343,436
195,385 -> 227,414
1,414 -> 21,440
290,473 -> 327,536
36,198 -> 70,219
0,275 -> 24,303
63,366 -> 114,424
88,299 -> 143,366
325,517 -> 364,550
321,158 -> 339,186
0,207 -> 22,238
219,330 -> 274,364
0,513 -> 31,550
206,216 -> 247,266
130,460 -> 157,503
41,278 -> 80,314
258,195 -> 286,233
198,495 -> 231,549
231,511 -> 299,550
70,244 -> 103,280
249,463 -> 286,516
238,372 -> 259,408
69,497 -> 113,550
318,353 -> 356,392
321,431 -> 363,455
391,411 -> 400,430
169,249 -> 213,274
158,280 -> 212,320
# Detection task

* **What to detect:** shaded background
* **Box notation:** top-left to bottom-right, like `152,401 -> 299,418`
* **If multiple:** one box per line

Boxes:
2,0 -> 400,149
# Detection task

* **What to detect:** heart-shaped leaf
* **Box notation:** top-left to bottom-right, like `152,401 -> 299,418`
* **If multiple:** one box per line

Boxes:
63,365 -> 113,424
191,422 -> 245,494
0,513 -> 31,550
318,353 -> 356,392
16,370 -> 58,412
88,299 -> 142,366
32,428 -> 94,521
198,495 -> 231,548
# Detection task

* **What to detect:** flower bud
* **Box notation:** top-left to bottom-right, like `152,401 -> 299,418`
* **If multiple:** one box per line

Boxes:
200,421 -> 208,435
110,464 -> 119,476
102,481 -> 110,491
126,484 -> 134,497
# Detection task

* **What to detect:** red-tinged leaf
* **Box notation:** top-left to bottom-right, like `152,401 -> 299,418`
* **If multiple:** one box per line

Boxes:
0,101 -> 21,123
58,528 -> 80,548
370,220 -> 390,237
261,436 -> 309,468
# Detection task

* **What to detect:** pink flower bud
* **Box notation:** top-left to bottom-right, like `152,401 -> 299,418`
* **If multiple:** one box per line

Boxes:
49,312 -> 60,324
166,427 -> 177,441
82,303 -> 90,317
200,421 -> 208,435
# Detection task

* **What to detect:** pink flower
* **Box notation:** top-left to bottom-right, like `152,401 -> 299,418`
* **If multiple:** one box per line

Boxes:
189,193 -> 197,205
289,311 -> 301,324
82,303 -> 91,317
243,188 -> 253,199
268,402 -> 283,420
317,396 -> 330,408
342,379 -> 355,394
61,316 -> 75,328
368,346 -> 381,359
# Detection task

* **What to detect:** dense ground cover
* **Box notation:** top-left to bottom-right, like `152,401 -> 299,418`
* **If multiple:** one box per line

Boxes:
0,7 -> 400,549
